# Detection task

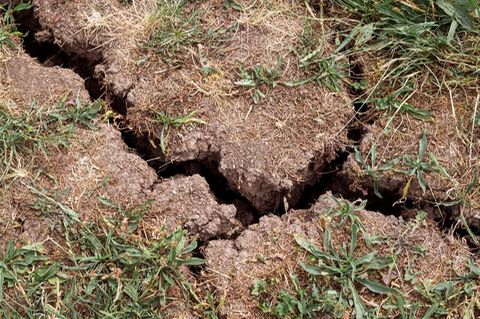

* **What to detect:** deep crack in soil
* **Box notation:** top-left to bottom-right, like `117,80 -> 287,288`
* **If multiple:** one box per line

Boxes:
16,7 -> 258,229
15,6 -> 479,252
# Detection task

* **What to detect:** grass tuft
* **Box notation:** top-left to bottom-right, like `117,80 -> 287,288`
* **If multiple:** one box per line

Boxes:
0,195 -> 203,318
0,97 -> 101,183
332,0 -> 480,89
0,1 -> 31,49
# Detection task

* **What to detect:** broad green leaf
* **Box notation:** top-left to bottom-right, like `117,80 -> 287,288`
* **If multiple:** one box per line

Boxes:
323,227 -> 333,252
418,132 -> 427,161
13,3 -> 33,11
436,0 -> 475,30
447,19 -> 458,44
299,262 -> 325,276
356,23 -> 375,46
234,79 -> 256,87
370,144 -> 377,165
0,268 -> 4,301
295,236 -> 332,260
417,170 -> 427,193
179,257 -> 205,266
357,278 -> 398,295
468,259 -> 480,276
349,222 -> 359,257
283,77 -> 315,87
348,279 -> 366,319
422,303 -> 439,319
354,147 -> 364,164
373,178 -> 383,198
354,251 -> 377,267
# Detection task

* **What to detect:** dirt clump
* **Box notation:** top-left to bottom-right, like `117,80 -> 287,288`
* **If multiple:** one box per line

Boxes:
0,49 -> 242,247
28,0 -> 354,213
0,48 -> 89,106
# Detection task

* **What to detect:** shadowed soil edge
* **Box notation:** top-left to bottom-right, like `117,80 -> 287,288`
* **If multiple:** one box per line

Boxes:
14,7 -> 479,250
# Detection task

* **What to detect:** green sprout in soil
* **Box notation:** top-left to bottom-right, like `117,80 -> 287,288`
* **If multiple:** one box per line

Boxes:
285,55 -> 346,93
353,144 -> 400,198
399,131 -> 451,197
147,0 -> 203,64
285,18 -> 347,92
235,65 -> 280,104
365,87 -> 433,121
154,111 -> 207,153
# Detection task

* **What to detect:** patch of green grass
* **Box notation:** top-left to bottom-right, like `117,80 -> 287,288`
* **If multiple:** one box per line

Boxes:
354,132 -> 453,199
286,19 -> 347,92
401,258 -> 480,318
294,225 -> 396,319
145,0 -> 240,65
252,196 -> 480,318
253,274 -> 345,318
235,65 -> 280,104
253,199 -> 399,319
153,111 -> 207,153
0,1 -> 31,49
200,290 -> 223,319
146,0 -> 204,64
0,195 -> 203,318
332,0 -> 479,89
285,56 -> 346,92
0,97 -> 101,183
436,175 -> 480,246
364,86 -> 433,121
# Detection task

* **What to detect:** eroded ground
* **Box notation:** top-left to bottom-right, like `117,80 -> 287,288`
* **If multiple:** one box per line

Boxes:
1,1 -> 479,318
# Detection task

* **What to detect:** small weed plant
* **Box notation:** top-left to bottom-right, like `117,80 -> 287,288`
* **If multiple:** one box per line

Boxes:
353,144 -> 400,198
353,132 -> 451,199
154,111 -> 206,153
399,132 -> 452,197
252,197 -> 480,318
235,65 -> 280,104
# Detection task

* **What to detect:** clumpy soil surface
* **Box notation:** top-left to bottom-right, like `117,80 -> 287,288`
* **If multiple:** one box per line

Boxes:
1,0 -> 480,318
0,50 -> 241,245
29,0 -> 353,213
203,194 -> 473,318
